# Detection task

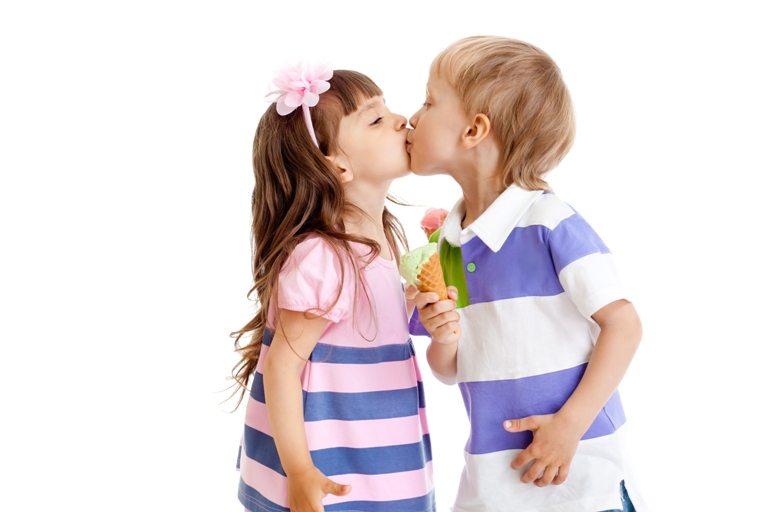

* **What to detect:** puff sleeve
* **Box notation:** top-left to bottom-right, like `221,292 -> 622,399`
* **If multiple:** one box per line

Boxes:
275,236 -> 354,323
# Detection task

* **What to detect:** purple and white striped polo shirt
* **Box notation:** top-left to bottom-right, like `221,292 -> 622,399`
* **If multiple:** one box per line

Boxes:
410,185 -> 644,512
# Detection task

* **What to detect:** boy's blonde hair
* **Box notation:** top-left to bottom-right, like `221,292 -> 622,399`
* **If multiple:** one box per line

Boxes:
432,36 -> 574,190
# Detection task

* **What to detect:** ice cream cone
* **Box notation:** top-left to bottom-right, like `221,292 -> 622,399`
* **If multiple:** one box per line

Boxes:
416,252 -> 448,300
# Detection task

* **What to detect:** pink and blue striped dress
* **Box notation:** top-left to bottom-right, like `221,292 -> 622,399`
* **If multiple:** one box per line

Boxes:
237,235 -> 435,511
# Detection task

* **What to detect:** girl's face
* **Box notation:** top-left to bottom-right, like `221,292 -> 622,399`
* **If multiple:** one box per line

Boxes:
407,72 -> 471,176
332,96 -> 410,185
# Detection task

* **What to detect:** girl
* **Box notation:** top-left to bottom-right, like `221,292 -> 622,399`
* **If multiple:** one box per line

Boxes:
232,66 -> 435,512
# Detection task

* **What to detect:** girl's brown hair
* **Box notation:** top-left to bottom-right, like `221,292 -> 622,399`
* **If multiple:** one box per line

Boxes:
432,36 -> 575,190
230,70 -> 408,406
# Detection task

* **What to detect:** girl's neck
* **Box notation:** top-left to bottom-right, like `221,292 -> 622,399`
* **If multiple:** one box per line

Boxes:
342,182 -> 391,257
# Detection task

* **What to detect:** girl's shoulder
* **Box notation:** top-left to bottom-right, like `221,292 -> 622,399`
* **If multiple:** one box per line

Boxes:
290,233 -> 335,259
283,234 -> 363,282
275,234 -> 355,325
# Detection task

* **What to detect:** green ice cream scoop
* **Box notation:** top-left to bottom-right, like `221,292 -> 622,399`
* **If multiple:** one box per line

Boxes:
399,243 -> 438,286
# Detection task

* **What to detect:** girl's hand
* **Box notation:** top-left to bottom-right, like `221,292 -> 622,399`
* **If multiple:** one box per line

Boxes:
287,466 -> 351,512
502,413 -> 583,486
414,286 -> 460,345
405,284 -> 420,318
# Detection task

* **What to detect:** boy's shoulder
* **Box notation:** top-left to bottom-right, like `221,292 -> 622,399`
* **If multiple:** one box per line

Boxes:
519,191 -> 577,231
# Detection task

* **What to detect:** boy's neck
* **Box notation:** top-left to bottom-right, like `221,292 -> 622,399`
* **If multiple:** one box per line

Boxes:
456,171 -> 505,229
452,138 -> 505,229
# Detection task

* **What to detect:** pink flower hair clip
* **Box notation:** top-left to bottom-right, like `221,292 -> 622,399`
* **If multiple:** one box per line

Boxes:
267,62 -> 333,147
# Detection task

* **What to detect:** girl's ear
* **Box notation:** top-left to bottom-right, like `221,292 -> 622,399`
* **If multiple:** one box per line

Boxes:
325,155 -> 354,184
462,113 -> 492,149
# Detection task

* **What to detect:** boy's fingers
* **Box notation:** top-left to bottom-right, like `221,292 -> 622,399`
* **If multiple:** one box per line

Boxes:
419,299 -> 456,319
414,292 -> 440,309
511,448 -> 534,469
536,464 -> 559,487
433,324 -> 460,344
424,313 -> 460,336
523,460 -> 547,484
503,416 -> 539,433
447,286 -> 459,300
552,463 -> 570,485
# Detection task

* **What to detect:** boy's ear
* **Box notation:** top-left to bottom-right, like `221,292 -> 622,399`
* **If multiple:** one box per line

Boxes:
462,113 -> 492,149
325,155 -> 354,184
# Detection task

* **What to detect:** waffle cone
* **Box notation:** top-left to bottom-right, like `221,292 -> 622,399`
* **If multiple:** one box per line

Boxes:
417,252 -> 448,300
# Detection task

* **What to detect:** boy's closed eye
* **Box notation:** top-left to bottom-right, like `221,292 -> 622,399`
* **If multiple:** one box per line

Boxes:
369,116 -> 383,126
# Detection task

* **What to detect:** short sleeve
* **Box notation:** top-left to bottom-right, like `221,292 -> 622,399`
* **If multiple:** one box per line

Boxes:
548,211 -> 627,319
408,308 -> 430,337
276,237 -> 353,323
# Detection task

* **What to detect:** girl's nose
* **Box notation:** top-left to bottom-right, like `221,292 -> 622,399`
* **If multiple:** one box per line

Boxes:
409,111 -> 419,128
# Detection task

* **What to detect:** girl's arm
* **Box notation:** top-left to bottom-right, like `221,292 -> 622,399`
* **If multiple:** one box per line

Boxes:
405,284 -> 418,320
504,299 -> 641,486
262,309 -> 351,509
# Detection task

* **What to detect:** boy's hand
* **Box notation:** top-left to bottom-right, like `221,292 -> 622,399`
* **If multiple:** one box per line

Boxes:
287,466 -> 351,512
411,285 -> 461,345
502,413 -> 582,486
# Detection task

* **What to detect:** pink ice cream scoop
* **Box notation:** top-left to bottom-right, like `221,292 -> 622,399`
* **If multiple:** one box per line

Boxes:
420,208 -> 449,238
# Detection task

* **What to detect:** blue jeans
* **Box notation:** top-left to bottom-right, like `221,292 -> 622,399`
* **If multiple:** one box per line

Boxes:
601,481 -> 635,512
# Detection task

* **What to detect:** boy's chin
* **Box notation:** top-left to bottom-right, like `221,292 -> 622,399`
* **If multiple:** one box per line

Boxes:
408,166 -> 444,177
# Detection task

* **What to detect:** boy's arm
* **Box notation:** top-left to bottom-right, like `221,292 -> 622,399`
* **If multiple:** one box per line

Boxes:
558,299 -> 641,432
503,299 -> 641,486
413,286 -> 461,384
426,338 -> 459,384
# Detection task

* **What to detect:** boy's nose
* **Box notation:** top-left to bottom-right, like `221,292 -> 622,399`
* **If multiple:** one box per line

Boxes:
395,115 -> 407,130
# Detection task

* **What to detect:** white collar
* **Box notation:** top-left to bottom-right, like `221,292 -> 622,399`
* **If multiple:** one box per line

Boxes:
441,185 -> 544,252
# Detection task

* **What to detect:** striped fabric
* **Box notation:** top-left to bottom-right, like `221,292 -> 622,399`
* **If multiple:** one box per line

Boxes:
239,236 -> 434,512
410,187 -> 643,512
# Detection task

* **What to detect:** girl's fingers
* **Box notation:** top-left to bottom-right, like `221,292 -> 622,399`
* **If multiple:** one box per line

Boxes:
322,478 -> 351,496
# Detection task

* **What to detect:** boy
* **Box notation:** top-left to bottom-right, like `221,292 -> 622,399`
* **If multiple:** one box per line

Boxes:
408,36 -> 642,511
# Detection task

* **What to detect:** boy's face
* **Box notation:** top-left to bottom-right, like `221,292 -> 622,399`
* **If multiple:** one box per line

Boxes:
407,73 -> 471,176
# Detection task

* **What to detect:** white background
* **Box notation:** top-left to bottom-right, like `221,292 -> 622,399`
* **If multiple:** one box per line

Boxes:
1,1 -> 767,510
